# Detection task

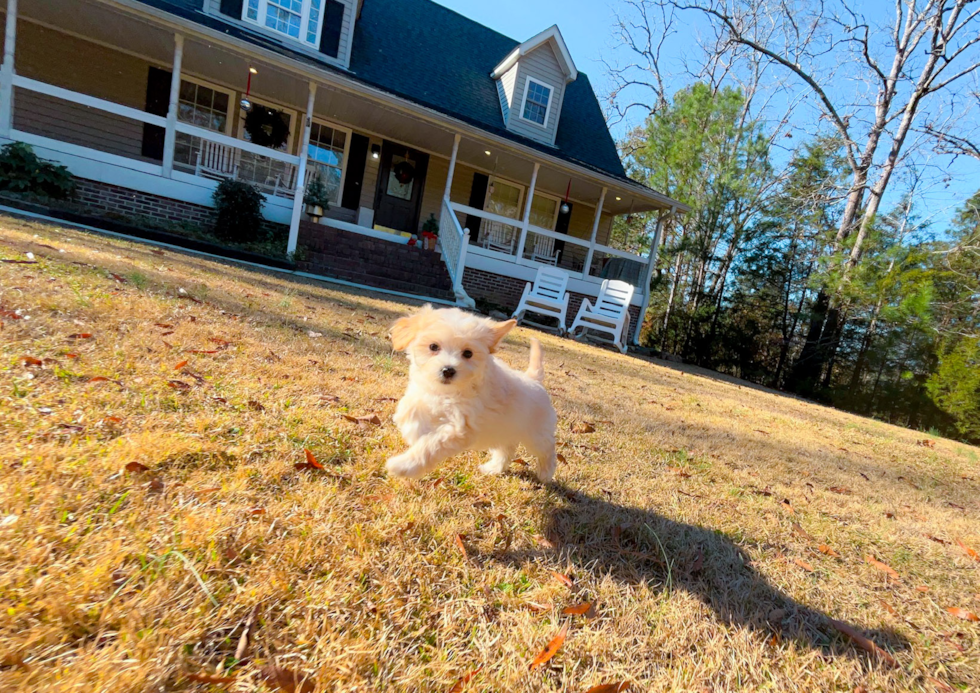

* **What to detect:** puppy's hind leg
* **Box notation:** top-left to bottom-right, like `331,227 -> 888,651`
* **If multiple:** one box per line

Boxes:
528,435 -> 557,483
479,445 -> 516,476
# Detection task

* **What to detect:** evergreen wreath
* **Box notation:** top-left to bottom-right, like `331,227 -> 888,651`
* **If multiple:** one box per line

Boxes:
393,159 -> 416,185
243,105 -> 290,149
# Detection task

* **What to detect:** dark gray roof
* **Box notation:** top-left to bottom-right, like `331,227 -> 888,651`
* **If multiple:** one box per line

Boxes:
133,0 -> 629,181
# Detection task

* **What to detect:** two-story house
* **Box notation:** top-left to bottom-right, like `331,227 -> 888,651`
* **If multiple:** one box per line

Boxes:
0,0 -> 687,343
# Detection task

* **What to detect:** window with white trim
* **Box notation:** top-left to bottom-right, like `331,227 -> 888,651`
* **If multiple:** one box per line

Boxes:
244,0 -> 325,47
306,120 -> 350,206
520,77 -> 553,127
173,78 -> 233,171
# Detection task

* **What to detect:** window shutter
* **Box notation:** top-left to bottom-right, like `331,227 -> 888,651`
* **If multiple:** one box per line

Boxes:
341,133 -> 369,210
219,0 -> 245,19
465,172 -> 489,240
141,66 -> 172,161
319,0 -> 345,58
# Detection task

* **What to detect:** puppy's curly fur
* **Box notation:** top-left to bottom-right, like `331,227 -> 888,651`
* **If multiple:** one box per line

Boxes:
387,306 -> 557,482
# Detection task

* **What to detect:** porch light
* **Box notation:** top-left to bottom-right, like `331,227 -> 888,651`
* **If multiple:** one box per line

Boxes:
249,66 -> 259,74
484,150 -> 491,155
615,196 -> 622,201
371,143 -> 381,159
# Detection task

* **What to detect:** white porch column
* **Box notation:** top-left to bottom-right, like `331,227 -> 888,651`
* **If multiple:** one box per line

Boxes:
0,0 -> 19,137
631,207 -> 671,345
162,34 -> 184,177
439,133 -> 461,225
582,186 -> 606,279
287,81 -> 317,256
516,162 -> 539,262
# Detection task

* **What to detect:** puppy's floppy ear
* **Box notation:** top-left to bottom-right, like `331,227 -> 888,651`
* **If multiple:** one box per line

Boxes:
390,306 -> 432,351
485,318 -> 517,353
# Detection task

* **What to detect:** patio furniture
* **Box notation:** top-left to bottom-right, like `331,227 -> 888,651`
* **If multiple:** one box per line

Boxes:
569,278 -> 634,353
480,220 -> 517,254
194,139 -> 238,179
530,233 -> 560,265
512,266 -> 571,334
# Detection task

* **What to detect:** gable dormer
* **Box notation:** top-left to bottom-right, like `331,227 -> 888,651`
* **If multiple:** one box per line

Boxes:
491,25 -> 577,147
214,0 -> 358,69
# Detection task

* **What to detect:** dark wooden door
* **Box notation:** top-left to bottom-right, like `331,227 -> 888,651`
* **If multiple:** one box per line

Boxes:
373,141 -> 429,234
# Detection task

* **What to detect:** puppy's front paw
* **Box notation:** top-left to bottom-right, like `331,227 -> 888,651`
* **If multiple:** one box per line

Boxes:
386,451 -> 426,479
478,460 -> 506,475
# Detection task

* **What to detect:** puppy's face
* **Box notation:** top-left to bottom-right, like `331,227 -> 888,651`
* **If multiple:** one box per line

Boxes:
391,307 -> 515,393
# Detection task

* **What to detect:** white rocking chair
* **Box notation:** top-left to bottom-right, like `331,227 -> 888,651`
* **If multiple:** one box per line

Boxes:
530,233 -> 560,266
480,220 -> 517,255
569,279 -> 635,353
195,139 -> 238,180
512,266 -> 571,334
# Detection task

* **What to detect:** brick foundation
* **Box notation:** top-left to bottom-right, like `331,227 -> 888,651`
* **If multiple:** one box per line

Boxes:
296,221 -> 455,299
462,266 -> 641,334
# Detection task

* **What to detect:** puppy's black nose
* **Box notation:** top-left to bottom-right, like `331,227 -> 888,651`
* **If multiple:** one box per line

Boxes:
441,366 -> 456,380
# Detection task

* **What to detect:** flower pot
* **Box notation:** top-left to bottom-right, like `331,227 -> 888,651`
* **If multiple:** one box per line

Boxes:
305,203 -> 324,218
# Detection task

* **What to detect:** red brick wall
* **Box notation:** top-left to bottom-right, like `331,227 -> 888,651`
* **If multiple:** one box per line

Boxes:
461,267 -> 641,336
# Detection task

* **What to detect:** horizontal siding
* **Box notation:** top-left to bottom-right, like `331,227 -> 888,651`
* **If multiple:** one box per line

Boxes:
419,154 -> 449,232
506,43 -> 565,146
358,134 -> 383,211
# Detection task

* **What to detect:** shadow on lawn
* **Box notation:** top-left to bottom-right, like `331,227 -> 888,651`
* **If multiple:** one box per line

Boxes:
501,481 -> 909,665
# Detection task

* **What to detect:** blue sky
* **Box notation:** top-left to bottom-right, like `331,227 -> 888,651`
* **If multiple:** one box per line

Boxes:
435,0 -> 980,231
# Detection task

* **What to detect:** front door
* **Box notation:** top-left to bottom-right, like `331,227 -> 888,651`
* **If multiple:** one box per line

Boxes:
373,141 -> 429,234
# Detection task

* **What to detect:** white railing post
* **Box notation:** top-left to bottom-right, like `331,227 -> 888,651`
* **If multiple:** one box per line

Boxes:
582,186 -> 606,280
287,81 -> 317,256
162,34 -> 184,177
631,207 -> 670,345
440,134 -> 461,227
0,0 -> 19,137
456,229 -> 470,293
516,162 -> 539,263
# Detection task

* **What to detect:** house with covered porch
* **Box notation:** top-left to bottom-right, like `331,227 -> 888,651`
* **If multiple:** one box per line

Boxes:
0,0 -> 686,344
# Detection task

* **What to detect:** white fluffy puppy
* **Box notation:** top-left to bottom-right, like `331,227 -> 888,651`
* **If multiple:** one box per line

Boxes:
387,306 -> 557,482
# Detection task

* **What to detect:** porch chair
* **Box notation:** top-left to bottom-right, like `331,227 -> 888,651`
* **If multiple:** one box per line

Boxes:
194,140 -> 238,180
568,279 -> 635,354
512,266 -> 571,334
529,233 -> 560,266
480,220 -> 517,254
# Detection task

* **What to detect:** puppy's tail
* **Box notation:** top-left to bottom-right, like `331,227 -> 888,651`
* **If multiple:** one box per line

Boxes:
526,338 -> 545,382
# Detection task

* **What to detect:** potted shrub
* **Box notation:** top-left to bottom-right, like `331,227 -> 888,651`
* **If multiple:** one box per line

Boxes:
421,213 -> 439,251
303,171 -> 330,223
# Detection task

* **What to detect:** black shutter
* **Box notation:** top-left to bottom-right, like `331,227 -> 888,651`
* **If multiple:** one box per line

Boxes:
341,133 -> 369,210
219,0 -> 245,19
319,0 -> 345,58
553,201 -> 573,260
465,172 -> 489,240
141,66 -> 172,161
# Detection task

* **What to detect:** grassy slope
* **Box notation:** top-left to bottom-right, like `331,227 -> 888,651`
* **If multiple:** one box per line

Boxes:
0,214 -> 978,693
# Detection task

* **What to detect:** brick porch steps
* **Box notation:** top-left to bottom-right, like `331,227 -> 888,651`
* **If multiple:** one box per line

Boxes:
296,221 -> 456,302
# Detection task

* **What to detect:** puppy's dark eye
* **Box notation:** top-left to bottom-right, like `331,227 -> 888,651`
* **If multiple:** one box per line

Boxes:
462,349 -> 473,359
429,343 -> 440,352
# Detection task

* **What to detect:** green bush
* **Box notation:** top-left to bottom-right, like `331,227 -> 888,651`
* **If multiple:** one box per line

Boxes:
212,178 -> 265,243
0,142 -> 76,200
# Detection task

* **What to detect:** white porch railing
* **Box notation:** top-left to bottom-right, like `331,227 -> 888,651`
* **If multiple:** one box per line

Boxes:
440,195 -> 471,300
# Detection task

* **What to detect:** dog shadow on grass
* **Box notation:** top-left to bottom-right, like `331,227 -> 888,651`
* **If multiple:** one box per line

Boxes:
494,480 -> 910,665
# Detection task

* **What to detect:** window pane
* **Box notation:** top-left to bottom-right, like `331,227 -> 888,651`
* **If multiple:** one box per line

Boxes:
486,180 -> 522,219
530,196 -> 558,229
331,129 -> 346,151
179,80 -> 195,102
213,91 -> 229,114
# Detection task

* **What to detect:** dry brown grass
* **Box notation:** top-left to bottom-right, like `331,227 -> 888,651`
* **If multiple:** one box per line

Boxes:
1,214 -> 978,692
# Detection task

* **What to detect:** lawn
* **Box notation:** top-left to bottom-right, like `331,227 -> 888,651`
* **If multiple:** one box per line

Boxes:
1,214 -> 978,692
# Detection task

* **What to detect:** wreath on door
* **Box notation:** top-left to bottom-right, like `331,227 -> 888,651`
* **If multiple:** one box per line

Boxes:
243,105 -> 290,149
393,159 -> 416,185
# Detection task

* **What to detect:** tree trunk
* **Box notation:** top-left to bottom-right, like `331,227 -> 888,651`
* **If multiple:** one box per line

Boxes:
788,289 -> 829,394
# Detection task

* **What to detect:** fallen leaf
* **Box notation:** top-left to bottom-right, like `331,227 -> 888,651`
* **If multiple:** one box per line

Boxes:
830,619 -> 898,668
793,558 -> 814,572
916,439 -> 935,448
154,323 -> 174,329
556,452 -> 566,464
915,585 -> 930,593
455,534 -> 469,562
193,487 -> 221,497
235,603 -> 261,661
187,349 -> 219,354
125,462 -> 149,473
828,486 -> 851,495
302,448 -> 324,469
818,544 -> 842,558
570,422 -> 595,434
584,684 -> 631,693
341,413 -> 382,426
109,273 -> 127,283
865,555 -> 900,580
174,360 -> 188,370
533,534 -> 556,549
551,571 -> 575,588
147,477 -> 164,493
20,355 -> 43,366
945,607 -> 979,622
780,499 -> 795,515
447,665 -> 483,693
259,665 -> 315,693
248,507 -> 266,516
247,400 -> 265,412
186,673 -> 236,684
925,677 -> 955,693
956,539 -> 979,562
168,380 -> 191,391
561,602 -> 594,616
100,416 -> 122,425
791,523 -> 815,542
689,546 -> 704,574
878,599 -> 898,616
67,333 -> 93,340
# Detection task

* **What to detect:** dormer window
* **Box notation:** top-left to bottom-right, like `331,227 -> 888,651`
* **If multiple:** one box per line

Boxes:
520,77 -> 553,127
244,0 -> 325,47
